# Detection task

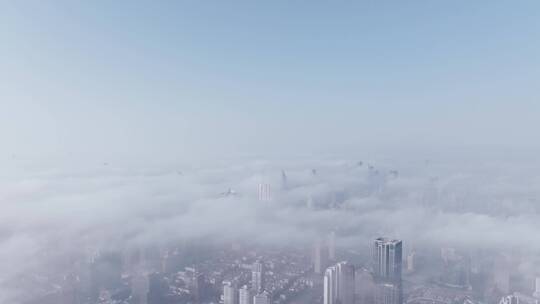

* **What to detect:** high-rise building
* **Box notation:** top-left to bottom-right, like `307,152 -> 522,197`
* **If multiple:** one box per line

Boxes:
192,271 -> 205,303
252,261 -> 264,292
314,239 -> 329,274
439,250 -> 470,289
253,291 -> 270,304
324,266 -> 337,304
373,238 -> 402,281
337,262 -> 355,304
258,184 -> 271,201
494,258 -> 510,294
324,262 -> 355,304
406,251 -> 415,273
239,285 -> 252,304
328,231 -> 336,261
223,281 -> 238,304
533,278 -> 540,298
373,238 -> 403,304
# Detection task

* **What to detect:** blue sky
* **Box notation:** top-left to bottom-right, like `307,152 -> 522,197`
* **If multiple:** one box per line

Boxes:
1,1 -> 539,162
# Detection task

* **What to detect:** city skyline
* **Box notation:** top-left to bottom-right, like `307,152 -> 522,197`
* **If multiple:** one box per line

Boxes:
1,1 -> 540,304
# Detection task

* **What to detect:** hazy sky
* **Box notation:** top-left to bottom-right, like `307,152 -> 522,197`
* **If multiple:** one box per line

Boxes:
1,1 -> 539,162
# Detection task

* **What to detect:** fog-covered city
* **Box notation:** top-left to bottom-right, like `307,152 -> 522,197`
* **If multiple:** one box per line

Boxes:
1,1 -> 540,304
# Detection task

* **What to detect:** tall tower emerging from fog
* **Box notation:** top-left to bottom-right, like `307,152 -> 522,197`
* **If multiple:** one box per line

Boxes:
251,261 -> 264,292
258,184 -> 271,201
533,277 -> 540,299
373,238 -> 402,281
373,238 -> 403,304
324,266 -> 337,304
337,262 -> 355,304
328,231 -> 336,261
406,251 -> 415,273
324,261 -> 355,304
313,239 -> 329,274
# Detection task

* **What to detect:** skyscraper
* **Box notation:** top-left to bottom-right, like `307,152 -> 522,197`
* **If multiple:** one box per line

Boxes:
223,281 -> 238,304
192,271 -> 205,303
328,231 -> 336,261
533,278 -> 540,299
258,184 -> 271,201
324,265 -> 337,304
239,285 -> 252,304
324,262 -> 355,304
373,238 -> 403,304
337,262 -> 355,304
314,239 -> 329,274
406,251 -> 415,273
373,238 -> 402,281
251,261 -> 264,292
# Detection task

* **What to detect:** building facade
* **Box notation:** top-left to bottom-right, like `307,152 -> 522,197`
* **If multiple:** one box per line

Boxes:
373,238 -> 403,304
324,261 -> 355,304
252,261 -> 264,292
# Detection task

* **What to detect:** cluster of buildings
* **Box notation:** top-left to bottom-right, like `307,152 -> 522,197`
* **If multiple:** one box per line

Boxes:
220,251 -> 315,304
222,261 -> 268,304
322,238 -> 403,304
20,231 -> 540,304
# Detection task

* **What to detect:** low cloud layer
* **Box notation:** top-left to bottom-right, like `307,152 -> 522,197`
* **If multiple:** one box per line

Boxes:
2,157 -> 540,302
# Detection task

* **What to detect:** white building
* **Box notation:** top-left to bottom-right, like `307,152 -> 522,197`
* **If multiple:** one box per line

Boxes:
533,278 -> 540,299
324,262 -> 355,304
324,266 -> 337,304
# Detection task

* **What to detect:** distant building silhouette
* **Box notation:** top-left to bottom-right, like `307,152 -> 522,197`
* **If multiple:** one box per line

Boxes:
257,184 -> 271,201
313,239 -> 329,274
